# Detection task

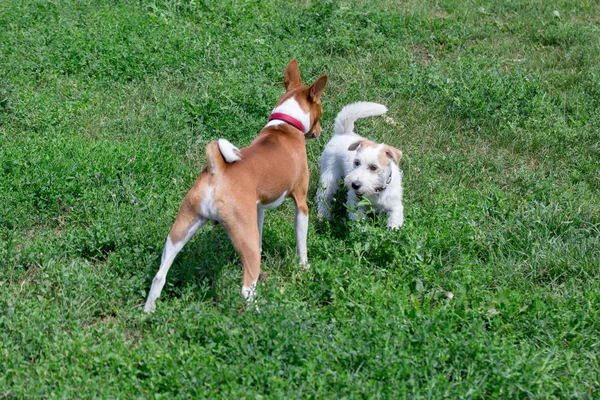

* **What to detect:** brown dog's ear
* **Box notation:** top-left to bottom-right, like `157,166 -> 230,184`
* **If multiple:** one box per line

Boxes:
384,145 -> 402,164
309,75 -> 328,101
284,59 -> 302,91
348,140 -> 363,151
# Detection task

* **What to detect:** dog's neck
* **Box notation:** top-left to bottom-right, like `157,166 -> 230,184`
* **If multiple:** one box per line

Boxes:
375,167 -> 395,194
265,97 -> 310,134
268,113 -> 305,132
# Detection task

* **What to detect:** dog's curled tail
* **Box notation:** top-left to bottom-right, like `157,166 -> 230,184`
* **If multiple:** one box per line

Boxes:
333,102 -> 388,135
205,138 -> 241,173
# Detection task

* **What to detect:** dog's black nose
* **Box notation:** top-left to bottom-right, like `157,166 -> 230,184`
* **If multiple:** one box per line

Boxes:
352,182 -> 361,190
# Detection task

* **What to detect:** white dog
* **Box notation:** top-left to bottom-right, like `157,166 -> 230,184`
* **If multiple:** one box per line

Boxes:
316,102 -> 404,228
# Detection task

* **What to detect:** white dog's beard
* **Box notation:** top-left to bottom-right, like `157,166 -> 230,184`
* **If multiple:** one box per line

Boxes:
344,171 -> 388,196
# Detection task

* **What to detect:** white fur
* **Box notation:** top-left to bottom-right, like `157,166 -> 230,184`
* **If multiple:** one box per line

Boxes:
257,207 -> 265,254
257,191 -> 287,210
241,277 -> 258,303
217,138 -> 241,163
200,187 -> 218,220
316,102 -> 404,229
265,97 -> 310,134
334,102 -> 388,135
295,209 -> 309,268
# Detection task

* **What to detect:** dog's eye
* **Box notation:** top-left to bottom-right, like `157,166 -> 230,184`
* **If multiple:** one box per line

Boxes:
369,165 -> 377,172
354,160 -> 361,167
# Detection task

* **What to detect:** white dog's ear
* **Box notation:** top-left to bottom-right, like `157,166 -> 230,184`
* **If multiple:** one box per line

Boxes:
384,146 -> 402,163
348,140 -> 363,151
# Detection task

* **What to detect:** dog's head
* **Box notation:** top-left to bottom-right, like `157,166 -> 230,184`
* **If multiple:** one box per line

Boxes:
275,59 -> 328,139
344,140 -> 402,196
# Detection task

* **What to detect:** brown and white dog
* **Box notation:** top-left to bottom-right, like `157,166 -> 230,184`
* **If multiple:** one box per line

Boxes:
144,60 -> 327,312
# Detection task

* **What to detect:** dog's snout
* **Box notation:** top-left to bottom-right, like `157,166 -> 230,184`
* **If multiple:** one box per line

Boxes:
351,182 -> 361,190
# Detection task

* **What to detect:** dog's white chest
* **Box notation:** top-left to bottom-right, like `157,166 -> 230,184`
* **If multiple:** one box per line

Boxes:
257,191 -> 288,210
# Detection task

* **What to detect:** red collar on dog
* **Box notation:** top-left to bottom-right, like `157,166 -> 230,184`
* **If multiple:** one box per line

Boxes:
268,113 -> 305,132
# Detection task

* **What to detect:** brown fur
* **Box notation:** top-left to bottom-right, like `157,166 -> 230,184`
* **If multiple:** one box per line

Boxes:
169,59 -> 326,289
383,145 -> 402,164
349,140 -> 402,167
348,139 -> 377,152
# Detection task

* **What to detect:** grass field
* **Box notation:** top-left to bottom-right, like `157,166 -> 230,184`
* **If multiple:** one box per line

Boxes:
1,0 -> 599,397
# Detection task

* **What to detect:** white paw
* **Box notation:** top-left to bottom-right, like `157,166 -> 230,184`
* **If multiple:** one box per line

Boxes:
387,216 -> 404,229
301,262 -> 311,272
347,212 -> 360,221
144,301 -> 156,313
317,204 -> 331,220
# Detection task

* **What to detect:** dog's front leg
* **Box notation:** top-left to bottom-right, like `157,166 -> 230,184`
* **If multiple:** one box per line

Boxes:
291,191 -> 310,270
316,169 -> 342,220
346,190 -> 366,221
257,207 -> 265,253
294,205 -> 309,269
387,206 -> 404,229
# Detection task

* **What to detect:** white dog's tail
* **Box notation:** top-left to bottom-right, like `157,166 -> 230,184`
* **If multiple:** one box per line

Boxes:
333,102 -> 388,135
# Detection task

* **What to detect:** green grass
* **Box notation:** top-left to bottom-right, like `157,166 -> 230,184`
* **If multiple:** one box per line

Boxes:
1,0 -> 599,397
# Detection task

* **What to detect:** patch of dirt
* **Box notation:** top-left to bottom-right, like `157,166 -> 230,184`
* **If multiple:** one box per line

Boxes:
409,44 -> 434,66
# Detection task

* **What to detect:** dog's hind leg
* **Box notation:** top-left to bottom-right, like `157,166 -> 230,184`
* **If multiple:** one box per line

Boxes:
221,206 -> 261,304
144,197 -> 207,313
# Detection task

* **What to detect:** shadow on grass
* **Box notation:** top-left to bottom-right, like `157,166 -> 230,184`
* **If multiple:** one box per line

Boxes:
313,184 -> 352,240
148,220 -> 303,304
153,224 -> 236,304
313,184 -> 388,241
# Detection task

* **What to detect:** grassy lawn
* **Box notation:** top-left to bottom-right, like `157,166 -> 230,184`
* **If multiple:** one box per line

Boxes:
1,0 -> 599,397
